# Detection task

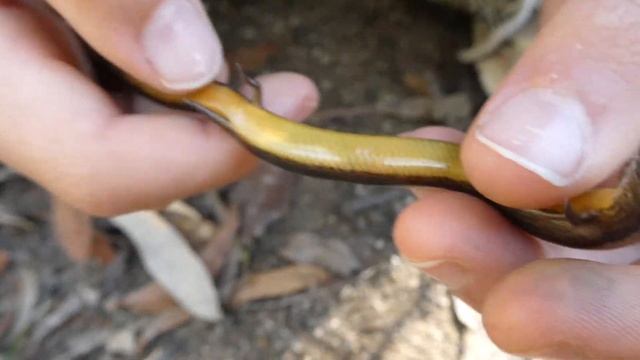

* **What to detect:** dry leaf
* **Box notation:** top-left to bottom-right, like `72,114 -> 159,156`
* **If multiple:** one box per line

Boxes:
227,42 -> 280,71
402,72 -> 431,95
0,249 -> 10,274
28,287 -> 99,350
118,208 -> 239,315
231,165 -> 296,243
110,211 -> 222,321
91,232 -> 116,265
118,283 -> 177,315
7,268 -> 39,342
200,206 -> 239,273
51,197 -> 94,262
105,328 -> 138,357
231,265 -> 331,307
0,205 -> 35,231
138,308 -> 191,352
163,201 -> 217,248
280,232 -> 361,276
51,329 -> 110,360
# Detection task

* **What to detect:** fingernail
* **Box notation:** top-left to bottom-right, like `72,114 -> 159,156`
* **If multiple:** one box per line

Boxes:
476,88 -> 592,187
404,258 -> 471,290
143,0 -> 223,90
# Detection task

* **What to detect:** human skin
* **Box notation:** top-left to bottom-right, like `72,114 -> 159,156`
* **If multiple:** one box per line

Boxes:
0,0 -> 319,215
394,0 -> 640,358
3,0 -> 640,358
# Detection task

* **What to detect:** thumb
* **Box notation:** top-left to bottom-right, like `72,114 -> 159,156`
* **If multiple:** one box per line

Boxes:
462,0 -> 640,209
47,0 -> 224,91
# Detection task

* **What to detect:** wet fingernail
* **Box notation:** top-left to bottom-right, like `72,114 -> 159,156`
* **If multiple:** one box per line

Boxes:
476,88 -> 592,187
404,258 -> 471,290
143,0 -> 223,90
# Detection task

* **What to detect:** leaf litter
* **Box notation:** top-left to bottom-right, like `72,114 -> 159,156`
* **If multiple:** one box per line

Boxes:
110,211 -> 222,322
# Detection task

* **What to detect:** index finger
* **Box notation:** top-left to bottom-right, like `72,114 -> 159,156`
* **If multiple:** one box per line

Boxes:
0,5 -> 319,215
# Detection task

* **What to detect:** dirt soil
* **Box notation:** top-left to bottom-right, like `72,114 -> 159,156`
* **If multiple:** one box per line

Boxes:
0,0 -> 495,359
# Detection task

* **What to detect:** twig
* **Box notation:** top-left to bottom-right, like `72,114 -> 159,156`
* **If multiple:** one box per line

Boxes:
28,287 -> 99,350
0,205 -> 35,231
458,0 -> 541,63
6,268 -> 39,342
310,97 -> 433,123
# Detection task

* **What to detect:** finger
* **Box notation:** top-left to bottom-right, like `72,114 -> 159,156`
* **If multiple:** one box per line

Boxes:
462,0 -> 640,208
403,126 -> 640,270
47,0 -> 224,91
394,126 -> 542,308
483,260 -> 640,359
393,191 -> 541,309
0,7 -> 319,215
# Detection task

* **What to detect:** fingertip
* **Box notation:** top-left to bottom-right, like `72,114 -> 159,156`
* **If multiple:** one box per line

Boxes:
394,190 -> 538,263
50,0 -> 224,92
402,126 -> 465,142
394,191 -> 472,260
394,190 -> 540,307
256,72 -> 320,121
462,135 -> 566,208
142,0 -> 223,90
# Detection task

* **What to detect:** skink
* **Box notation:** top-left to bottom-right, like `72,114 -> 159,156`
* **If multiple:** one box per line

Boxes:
133,71 -> 640,249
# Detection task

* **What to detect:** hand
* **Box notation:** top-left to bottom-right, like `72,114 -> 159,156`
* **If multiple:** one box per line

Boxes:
0,0 -> 319,215
394,1 -> 640,358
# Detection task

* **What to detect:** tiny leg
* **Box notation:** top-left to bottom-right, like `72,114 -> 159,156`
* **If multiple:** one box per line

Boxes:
228,63 -> 263,106
245,75 -> 263,106
564,200 -> 599,225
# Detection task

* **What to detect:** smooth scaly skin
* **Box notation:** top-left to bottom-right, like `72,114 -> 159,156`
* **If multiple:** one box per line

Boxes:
140,81 -> 640,249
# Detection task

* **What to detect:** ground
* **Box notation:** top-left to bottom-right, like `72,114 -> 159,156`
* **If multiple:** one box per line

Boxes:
0,1 -> 515,359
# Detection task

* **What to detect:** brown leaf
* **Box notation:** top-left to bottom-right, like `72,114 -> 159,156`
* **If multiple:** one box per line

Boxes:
200,206 -> 239,273
227,42 -> 280,72
138,308 -> 191,352
117,283 -> 177,315
402,72 -> 431,95
0,249 -> 10,274
162,201 -> 217,249
91,232 -> 116,265
51,197 -> 94,262
231,165 -> 296,244
231,265 -> 331,308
